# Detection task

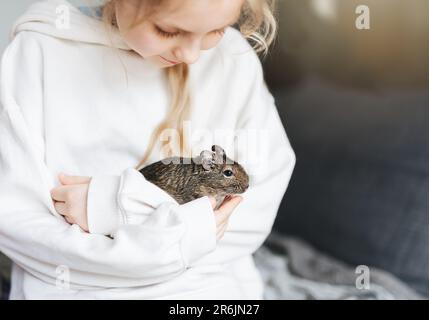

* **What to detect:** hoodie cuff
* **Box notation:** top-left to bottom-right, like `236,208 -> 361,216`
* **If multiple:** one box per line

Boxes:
119,168 -> 179,209
173,196 -> 217,267
87,175 -> 123,235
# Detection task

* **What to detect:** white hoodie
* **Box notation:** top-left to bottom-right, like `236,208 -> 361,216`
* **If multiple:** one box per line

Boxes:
0,0 -> 295,299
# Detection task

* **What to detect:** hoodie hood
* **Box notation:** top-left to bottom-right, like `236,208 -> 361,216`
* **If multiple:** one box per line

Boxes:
10,0 -> 131,50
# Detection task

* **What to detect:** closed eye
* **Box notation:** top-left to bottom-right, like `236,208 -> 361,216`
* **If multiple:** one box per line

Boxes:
154,25 -> 180,38
154,25 -> 226,39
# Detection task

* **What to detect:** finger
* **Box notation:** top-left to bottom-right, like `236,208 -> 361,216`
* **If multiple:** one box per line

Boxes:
215,196 -> 242,222
64,216 -> 75,225
207,196 -> 217,209
216,222 -> 228,241
216,221 -> 228,236
224,195 -> 232,202
215,209 -> 233,228
54,201 -> 68,217
50,186 -> 69,202
219,195 -> 242,211
59,173 -> 91,185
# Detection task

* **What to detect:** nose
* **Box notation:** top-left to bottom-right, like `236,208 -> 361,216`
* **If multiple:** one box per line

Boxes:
174,38 -> 201,65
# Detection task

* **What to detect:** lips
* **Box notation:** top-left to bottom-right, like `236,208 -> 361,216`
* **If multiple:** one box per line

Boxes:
160,56 -> 179,64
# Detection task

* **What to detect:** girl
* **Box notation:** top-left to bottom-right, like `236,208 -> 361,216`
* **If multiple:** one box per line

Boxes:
0,0 -> 295,299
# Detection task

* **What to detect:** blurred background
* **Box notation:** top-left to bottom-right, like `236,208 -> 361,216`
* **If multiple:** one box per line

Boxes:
0,0 -> 35,52
1,0 -> 429,299
263,0 -> 429,297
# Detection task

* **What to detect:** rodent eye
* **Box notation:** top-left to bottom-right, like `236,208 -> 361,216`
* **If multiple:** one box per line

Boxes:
223,170 -> 234,177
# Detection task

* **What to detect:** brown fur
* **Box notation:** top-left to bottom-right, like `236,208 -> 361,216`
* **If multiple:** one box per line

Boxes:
139,145 -> 249,209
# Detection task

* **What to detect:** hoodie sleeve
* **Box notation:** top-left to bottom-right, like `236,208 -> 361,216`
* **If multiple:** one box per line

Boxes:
87,46 -> 296,266
0,32 -> 217,289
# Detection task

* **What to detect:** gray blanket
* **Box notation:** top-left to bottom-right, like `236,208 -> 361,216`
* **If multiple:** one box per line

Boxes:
253,232 -> 423,300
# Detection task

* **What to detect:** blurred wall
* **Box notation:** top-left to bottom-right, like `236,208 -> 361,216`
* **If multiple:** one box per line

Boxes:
264,0 -> 429,89
0,1 -> 37,54
0,0 -> 103,55
267,0 -> 429,297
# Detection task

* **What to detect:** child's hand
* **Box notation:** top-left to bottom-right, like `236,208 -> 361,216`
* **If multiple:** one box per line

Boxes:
208,195 -> 243,241
50,173 -> 91,232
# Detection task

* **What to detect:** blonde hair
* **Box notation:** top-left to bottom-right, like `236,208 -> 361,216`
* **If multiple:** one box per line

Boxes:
101,0 -> 278,170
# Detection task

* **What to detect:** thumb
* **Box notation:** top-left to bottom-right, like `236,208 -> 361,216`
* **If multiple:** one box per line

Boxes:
58,173 -> 91,185
218,195 -> 242,212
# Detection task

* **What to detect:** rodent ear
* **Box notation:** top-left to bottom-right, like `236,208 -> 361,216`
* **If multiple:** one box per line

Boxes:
211,145 -> 226,164
200,150 -> 213,171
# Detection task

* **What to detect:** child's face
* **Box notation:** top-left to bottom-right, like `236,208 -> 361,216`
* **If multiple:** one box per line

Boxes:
115,0 -> 245,68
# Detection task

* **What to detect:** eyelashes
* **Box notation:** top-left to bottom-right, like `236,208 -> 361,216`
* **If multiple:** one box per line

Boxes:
154,25 -> 180,38
154,25 -> 226,39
